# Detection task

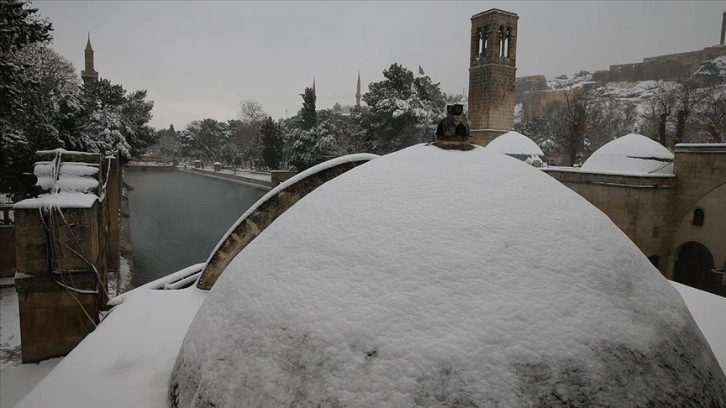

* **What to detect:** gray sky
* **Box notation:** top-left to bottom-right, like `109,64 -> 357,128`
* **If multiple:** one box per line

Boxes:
34,1 -> 724,130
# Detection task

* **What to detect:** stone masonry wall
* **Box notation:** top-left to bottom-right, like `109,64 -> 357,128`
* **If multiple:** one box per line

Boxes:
544,169 -> 677,276
468,9 -> 518,146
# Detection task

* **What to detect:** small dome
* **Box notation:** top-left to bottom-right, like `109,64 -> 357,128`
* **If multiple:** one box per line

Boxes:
170,144 -> 725,407
486,131 -> 543,156
582,133 -> 674,175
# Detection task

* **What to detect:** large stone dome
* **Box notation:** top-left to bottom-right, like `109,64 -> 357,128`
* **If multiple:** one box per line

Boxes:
582,133 -> 674,175
486,130 -> 544,157
170,144 -> 725,407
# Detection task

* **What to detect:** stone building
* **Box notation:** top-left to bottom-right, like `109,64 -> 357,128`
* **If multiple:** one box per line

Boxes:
471,8 -> 725,296
468,9 -> 518,146
541,137 -> 725,296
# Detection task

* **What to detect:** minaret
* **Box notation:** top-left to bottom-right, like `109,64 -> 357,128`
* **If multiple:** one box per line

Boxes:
355,72 -> 361,107
81,32 -> 98,85
312,78 -> 316,97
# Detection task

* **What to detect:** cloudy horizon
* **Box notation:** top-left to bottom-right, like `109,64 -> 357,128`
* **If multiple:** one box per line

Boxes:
34,1 -> 725,129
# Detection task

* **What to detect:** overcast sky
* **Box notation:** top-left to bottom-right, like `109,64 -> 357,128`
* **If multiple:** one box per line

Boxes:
34,1 -> 724,130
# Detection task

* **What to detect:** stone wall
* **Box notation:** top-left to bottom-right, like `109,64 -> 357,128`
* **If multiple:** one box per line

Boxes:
598,45 -> 726,84
14,206 -> 100,275
519,89 -> 565,122
543,169 -> 677,275
16,275 -> 97,363
672,144 -> 726,222
669,183 -> 726,280
515,75 -> 548,104
542,145 -> 726,287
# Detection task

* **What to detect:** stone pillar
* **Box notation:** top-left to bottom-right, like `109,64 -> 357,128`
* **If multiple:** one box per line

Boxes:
14,152 -> 103,363
15,206 -> 100,363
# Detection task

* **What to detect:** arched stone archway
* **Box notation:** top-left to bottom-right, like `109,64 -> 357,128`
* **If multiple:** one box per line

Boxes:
673,241 -> 722,295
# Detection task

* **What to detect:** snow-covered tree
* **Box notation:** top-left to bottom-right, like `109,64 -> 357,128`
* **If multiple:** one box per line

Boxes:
260,117 -> 284,170
0,0 -> 54,192
180,118 -> 230,161
361,63 -> 447,154
78,78 -> 155,160
299,87 -> 317,131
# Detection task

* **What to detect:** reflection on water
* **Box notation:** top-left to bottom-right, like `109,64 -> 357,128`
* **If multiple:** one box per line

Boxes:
125,169 -> 266,286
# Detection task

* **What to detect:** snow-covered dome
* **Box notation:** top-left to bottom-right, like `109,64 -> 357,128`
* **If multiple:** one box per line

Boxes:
486,131 -> 544,156
582,133 -> 674,175
170,145 -> 725,407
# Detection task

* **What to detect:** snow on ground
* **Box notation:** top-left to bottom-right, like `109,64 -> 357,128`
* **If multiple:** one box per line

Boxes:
0,287 -> 21,371
1,287 -> 63,408
15,287 -> 206,408
672,282 -> 726,368
171,144 -> 725,407
1,358 -> 61,408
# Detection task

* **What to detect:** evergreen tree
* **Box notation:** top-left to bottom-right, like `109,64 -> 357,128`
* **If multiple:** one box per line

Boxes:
182,118 -> 230,161
0,0 -> 53,192
260,116 -> 284,170
300,87 -> 316,130
360,63 -> 447,154
78,78 -> 155,160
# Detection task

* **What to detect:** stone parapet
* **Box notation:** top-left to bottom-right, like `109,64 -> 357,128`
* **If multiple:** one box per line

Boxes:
188,168 -> 273,190
15,273 -> 98,363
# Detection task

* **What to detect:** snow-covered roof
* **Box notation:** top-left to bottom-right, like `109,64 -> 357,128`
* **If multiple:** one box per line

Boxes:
582,133 -> 674,175
168,144 -> 724,406
486,131 -> 543,156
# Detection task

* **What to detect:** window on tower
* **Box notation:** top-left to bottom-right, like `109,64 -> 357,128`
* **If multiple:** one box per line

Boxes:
499,26 -> 507,58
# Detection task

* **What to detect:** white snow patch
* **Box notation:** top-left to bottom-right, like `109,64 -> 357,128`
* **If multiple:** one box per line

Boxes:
13,192 -> 98,209
672,282 -> 726,372
15,287 -> 206,408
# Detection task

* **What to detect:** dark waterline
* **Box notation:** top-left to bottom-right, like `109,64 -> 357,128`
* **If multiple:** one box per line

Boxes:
124,169 -> 266,286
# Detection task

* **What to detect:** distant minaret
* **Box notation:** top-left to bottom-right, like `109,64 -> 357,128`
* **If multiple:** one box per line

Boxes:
721,12 -> 725,45
355,72 -> 361,107
81,32 -> 98,85
312,78 -> 316,96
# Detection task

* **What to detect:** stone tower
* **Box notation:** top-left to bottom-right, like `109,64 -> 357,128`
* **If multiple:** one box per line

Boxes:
467,9 -> 518,146
356,72 -> 361,107
81,33 -> 98,85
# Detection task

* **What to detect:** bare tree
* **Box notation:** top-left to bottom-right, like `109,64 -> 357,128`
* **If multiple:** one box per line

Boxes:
560,87 -> 600,166
672,80 -> 707,145
238,99 -> 266,125
692,85 -> 726,143
232,99 -> 267,167
644,81 -> 678,147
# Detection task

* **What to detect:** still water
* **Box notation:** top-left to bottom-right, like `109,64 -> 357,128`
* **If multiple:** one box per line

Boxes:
124,169 -> 266,286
